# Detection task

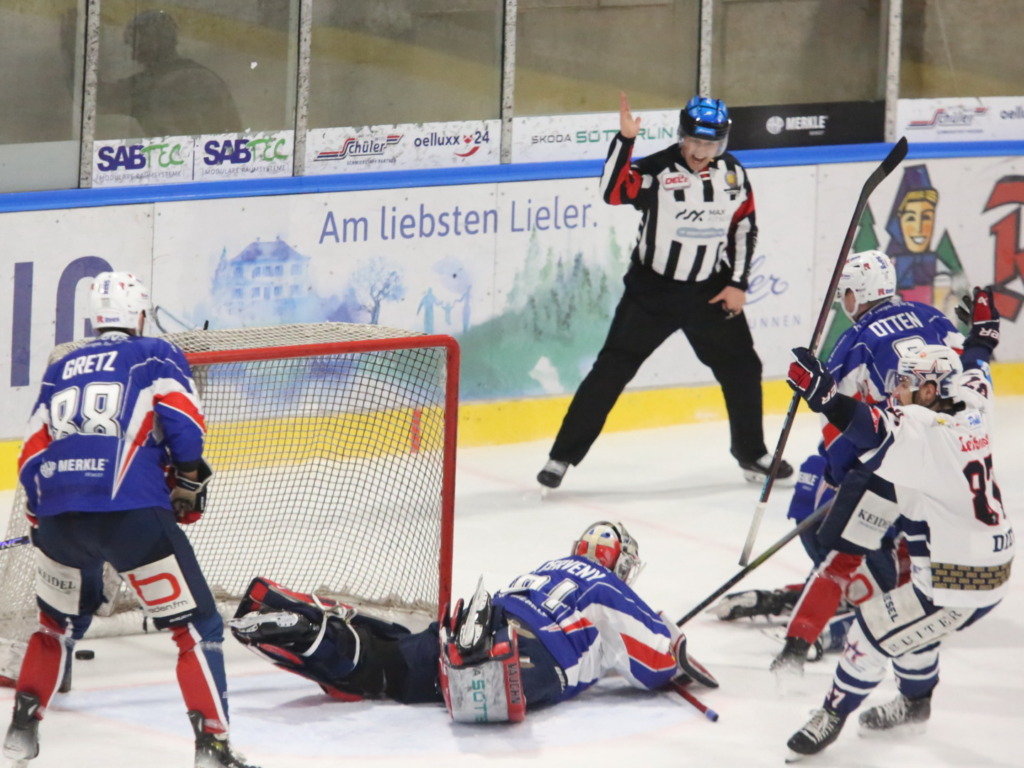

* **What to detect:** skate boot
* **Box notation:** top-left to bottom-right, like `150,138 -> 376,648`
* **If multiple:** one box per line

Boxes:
708,587 -> 799,621
190,711 -> 261,768
786,706 -> 846,760
858,693 -> 931,732
739,453 -> 795,484
770,637 -> 811,676
228,609 -> 319,649
2,691 -> 41,762
537,459 -> 569,489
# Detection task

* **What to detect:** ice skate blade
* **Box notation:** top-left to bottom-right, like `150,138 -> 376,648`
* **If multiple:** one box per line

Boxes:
858,722 -> 928,739
784,749 -> 806,763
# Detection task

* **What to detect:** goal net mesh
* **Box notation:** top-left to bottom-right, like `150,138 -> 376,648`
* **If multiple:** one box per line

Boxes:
0,323 -> 457,681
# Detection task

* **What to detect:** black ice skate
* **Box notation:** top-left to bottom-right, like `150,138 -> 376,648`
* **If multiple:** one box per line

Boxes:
228,609 -> 319,649
786,707 -> 846,760
708,588 -> 799,620
738,453 -> 795,484
859,693 -> 931,733
537,459 -> 569,489
190,711 -> 261,768
770,637 -> 812,676
2,691 -> 41,762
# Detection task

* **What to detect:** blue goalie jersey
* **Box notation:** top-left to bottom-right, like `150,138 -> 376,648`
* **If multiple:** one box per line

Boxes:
18,332 -> 206,517
494,555 -> 676,702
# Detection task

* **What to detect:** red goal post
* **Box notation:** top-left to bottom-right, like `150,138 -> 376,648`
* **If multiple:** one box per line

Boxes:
0,323 -> 458,682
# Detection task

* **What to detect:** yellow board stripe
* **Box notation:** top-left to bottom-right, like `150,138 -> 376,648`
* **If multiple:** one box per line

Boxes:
3,362 -> 1022,491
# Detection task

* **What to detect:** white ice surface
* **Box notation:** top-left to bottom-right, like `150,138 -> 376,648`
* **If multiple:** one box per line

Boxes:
2,400 -> 1022,767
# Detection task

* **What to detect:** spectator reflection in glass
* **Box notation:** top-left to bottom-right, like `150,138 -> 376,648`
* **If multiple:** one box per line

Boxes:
99,9 -> 242,137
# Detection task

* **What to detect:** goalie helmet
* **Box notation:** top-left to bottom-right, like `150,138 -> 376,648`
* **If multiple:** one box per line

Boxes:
887,344 -> 963,400
88,271 -> 151,334
572,521 -> 643,585
678,96 -> 731,149
836,250 -> 896,319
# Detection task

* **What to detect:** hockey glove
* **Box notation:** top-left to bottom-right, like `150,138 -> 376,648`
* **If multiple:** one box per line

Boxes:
956,285 -> 1000,352
170,458 -> 213,524
787,347 -> 838,413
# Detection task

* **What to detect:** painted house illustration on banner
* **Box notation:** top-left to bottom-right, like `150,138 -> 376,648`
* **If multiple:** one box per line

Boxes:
211,237 -> 317,325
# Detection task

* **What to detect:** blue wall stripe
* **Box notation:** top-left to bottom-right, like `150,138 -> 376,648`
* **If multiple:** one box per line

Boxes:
2,140 -> 1021,214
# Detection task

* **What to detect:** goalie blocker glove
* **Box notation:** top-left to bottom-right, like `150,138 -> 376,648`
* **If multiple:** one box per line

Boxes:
170,458 -> 213,524
439,579 -> 526,723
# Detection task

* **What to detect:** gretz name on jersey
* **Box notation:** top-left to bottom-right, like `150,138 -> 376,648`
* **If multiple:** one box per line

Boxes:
61,351 -> 118,379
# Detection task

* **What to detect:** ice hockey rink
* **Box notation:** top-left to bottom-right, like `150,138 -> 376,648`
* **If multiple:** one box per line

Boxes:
1,399 -> 1022,768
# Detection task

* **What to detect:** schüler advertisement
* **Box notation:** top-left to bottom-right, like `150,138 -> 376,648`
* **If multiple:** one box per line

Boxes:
3,153 -> 1023,440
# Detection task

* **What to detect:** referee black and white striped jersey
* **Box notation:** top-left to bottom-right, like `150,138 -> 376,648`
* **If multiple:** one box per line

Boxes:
601,133 -> 758,288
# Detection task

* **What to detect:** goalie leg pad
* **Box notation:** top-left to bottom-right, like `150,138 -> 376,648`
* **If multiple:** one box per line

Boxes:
233,576 -> 355,625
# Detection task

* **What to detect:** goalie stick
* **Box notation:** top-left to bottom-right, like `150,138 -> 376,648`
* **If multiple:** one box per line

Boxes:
737,136 -> 909,567
668,678 -> 719,722
677,500 -> 831,628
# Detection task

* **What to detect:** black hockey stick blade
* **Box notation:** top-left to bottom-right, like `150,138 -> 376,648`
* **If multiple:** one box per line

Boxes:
0,535 -> 31,551
736,137 -> 908,567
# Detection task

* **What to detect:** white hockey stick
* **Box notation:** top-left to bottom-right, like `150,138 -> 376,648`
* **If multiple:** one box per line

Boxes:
737,137 -> 909,566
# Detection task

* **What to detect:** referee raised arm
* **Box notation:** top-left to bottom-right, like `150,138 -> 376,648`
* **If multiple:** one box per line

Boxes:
538,92 -> 792,490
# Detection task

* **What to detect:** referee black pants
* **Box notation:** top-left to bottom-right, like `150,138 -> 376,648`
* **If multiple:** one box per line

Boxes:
549,264 -> 767,466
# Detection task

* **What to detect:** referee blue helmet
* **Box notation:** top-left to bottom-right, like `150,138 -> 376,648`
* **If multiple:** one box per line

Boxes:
678,96 -> 731,147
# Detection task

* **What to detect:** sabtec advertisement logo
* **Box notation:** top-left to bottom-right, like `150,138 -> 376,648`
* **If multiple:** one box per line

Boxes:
315,134 -> 403,162
202,137 -> 289,166
96,142 -> 185,171
908,105 -> 988,129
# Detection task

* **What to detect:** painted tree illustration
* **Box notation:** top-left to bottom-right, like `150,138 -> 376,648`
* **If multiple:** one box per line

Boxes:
352,258 -> 405,325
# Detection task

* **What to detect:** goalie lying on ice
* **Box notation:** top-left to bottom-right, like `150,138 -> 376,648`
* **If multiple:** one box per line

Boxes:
228,521 -> 717,722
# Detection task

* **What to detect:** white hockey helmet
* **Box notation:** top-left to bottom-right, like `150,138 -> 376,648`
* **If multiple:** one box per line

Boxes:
572,521 -> 644,585
89,271 -> 151,333
887,343 -> 963,400
836,250 -> 896,319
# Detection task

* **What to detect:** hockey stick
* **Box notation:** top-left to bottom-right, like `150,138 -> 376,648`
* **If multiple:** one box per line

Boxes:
677,500 -> 831,628
668,678 -> 719,722
737,137 -> 909,566
0,535 -> 30,551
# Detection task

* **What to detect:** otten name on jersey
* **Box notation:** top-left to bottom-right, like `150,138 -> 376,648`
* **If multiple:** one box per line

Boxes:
867,311 -> 924,337
62,352 -> 118,380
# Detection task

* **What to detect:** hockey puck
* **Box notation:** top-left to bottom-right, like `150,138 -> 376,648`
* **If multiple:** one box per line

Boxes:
74,649 -> 95,660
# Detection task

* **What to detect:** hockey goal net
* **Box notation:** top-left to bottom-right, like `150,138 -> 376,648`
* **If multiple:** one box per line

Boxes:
0,323 -> 458,682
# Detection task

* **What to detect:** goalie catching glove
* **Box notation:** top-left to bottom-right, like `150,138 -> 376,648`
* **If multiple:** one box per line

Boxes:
659,612 -> 718,688
169,458 -> 213,524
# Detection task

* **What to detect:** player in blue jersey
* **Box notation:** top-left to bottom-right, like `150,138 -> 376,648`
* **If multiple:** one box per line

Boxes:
228,521 -> 718,722
3,272 -> 258,768
710,251 -> 963,669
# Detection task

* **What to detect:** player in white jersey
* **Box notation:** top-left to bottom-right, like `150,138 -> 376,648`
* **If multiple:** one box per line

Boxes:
711,251 -> 964,673
227,521 -> 718,722
781,286 -> 1011,759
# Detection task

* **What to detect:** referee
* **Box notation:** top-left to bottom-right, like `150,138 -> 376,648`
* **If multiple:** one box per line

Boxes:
538,92 -> 792,489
